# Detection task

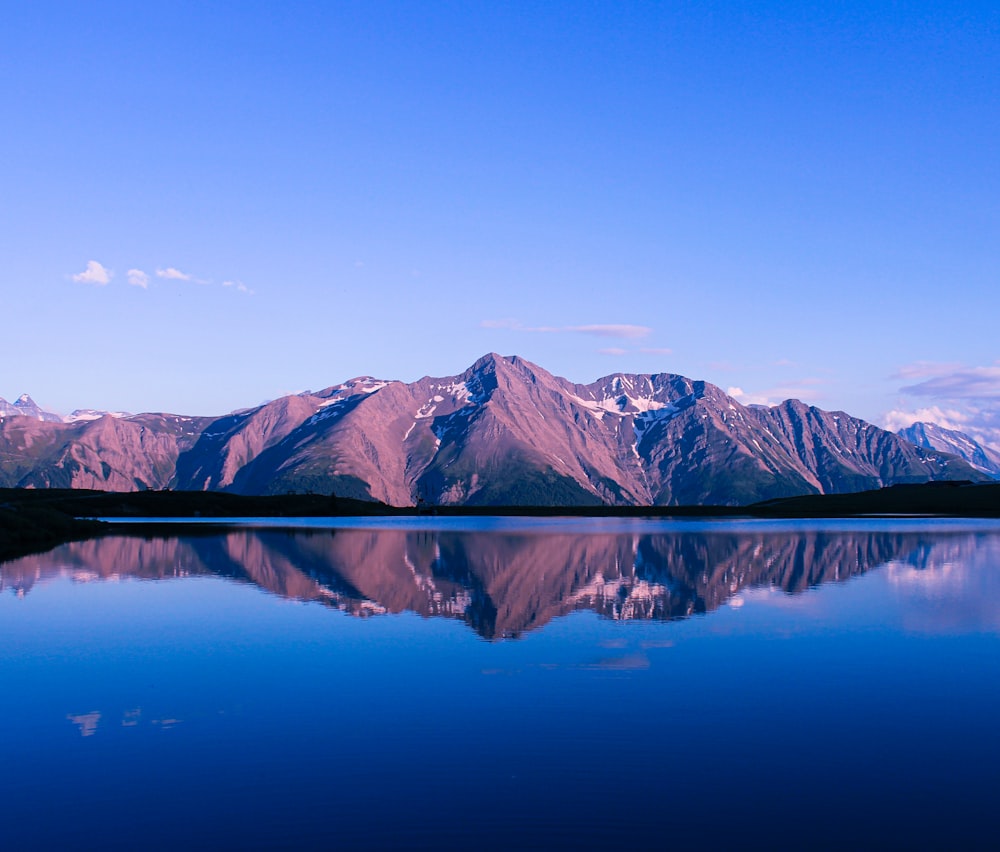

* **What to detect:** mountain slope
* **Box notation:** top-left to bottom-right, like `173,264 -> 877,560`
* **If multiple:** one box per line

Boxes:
897,422 -> 1000,478
198,354 -> 985,505
0,413 -> 210,490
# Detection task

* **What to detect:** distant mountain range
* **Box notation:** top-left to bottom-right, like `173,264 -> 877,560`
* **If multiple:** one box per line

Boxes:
0,393 -> 64,422
0,354 -> 993,505
0,394 -> 131,424
897,421 -> 1000,478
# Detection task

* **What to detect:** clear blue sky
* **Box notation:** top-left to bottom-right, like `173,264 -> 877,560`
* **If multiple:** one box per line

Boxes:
2,2 -> 997,445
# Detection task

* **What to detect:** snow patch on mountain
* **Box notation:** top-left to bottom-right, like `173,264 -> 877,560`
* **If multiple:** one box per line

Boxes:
414,402 -> 438,420
571,392 -> 672,419
633,405 -> 680,442
898,422 -> 1000,478
64,410 -> 131,423
0,394 -> 64,422
438,381 -> 473,403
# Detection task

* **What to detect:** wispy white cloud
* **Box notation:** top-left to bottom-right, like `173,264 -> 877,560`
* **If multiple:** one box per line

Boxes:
881,405 -> 1000,453
640,347 -> 673,356
900,366 -> 1000,400
727,378 -> 826,407
881,406 -> 972,433
156,267 -> 193,281
71,259 -> 252,295
482,319 -> 651,339
888,362 -> 1000,451
157,266 -> 237,288
598,347 -> 627,356
71,260 -> 112,285
727,387 -> 770,406
222,280 -> 254,296
891,360 -> 966,382
573,324 -> 650,339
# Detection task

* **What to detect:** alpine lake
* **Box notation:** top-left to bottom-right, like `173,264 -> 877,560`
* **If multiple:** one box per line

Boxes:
3,516 -> 1000,850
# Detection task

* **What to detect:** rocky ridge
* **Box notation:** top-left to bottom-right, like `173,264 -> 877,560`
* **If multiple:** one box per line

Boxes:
0,354 -> 987,504
0,394 -> 63,422
898,422 -> 1000,478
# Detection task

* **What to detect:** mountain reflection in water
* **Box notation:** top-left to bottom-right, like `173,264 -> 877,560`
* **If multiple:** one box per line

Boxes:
2,525 -> 984,638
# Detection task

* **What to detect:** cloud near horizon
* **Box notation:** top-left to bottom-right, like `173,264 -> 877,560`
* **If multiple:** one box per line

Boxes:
882,404 -> 1000,452
899,366 -> 1000,400
881,406 -> 972,433
727,378 -> 826,407
71,260 -> 112,285
885,361 -> 1000,451
890,361 -> 966,382
481,319 -> 651,339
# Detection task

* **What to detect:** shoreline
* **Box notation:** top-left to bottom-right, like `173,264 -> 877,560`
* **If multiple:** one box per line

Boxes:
2,481 -> 999,564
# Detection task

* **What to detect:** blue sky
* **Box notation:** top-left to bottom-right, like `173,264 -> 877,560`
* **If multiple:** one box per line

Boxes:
2,1 -> 997,444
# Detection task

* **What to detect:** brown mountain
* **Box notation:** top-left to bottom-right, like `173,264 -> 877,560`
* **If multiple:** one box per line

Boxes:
0,354 -> 986,505
0,412 -> 210,491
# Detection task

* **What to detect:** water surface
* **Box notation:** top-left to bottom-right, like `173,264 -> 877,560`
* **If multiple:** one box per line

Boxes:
2,518 -> 999,849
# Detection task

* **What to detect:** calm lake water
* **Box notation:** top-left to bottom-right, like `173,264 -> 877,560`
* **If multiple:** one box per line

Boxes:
3,517 -> 1000,850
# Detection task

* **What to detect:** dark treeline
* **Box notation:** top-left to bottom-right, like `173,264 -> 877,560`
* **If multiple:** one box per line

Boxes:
2,481 -> 999,564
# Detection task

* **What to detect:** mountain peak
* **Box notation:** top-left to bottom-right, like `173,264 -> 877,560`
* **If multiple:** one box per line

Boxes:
0,394 -> 63,422
468,352 -> 517,373
0,356 -> 989,501
898,421 -> 1000,478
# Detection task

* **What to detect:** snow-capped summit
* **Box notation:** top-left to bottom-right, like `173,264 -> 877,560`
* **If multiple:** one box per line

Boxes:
64,409 -> 132,423
0,356 -> 990,501
0,394 -> 63,422
898,422 -> 1000,479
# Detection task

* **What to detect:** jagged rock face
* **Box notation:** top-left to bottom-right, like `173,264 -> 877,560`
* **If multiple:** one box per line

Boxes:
898,422 -> 1000,479
0,413 -> 210,490
176,393 -> 325,490
0,354 -> 988,503
0,394 -> 63,422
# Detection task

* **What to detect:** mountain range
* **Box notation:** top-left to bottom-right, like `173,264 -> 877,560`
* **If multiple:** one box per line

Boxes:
0,393 -> 64,422
0,354 -> 993,505
897,421 -> 1000,478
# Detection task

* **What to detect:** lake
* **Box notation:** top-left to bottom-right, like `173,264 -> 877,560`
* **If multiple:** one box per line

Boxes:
3,517 -> 1000,850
